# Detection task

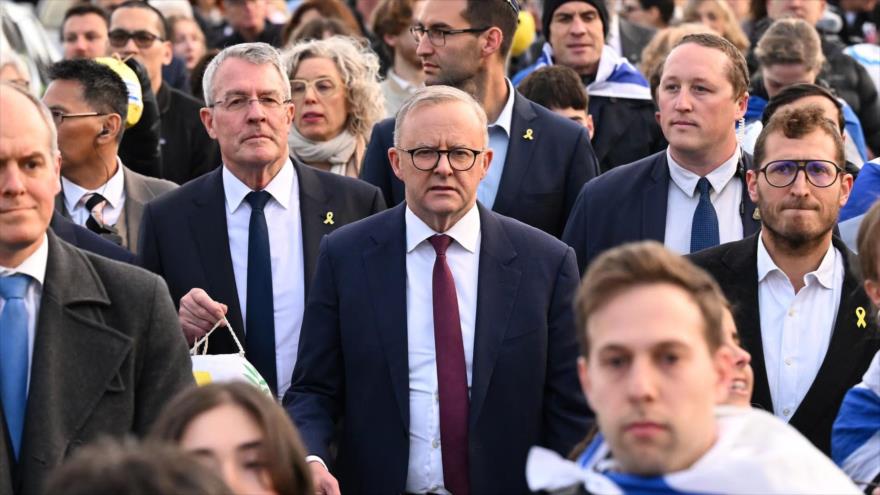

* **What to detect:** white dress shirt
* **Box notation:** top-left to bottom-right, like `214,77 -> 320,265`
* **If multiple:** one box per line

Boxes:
223,160 -> 305,399
61,158 -> 126,227
479,79 -> 515,209
664,148 -> 744,254
404,204 -> 481,494
757,234 -> 844,420
0,234 -> 48,393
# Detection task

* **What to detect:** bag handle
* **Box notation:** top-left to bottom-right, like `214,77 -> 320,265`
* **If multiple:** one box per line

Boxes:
190,316 -> 245,357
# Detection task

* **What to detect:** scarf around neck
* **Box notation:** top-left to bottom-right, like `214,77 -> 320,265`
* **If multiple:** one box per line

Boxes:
288,126 -> 358,174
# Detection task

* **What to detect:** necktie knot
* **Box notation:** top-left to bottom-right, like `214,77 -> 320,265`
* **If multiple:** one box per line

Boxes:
246,190 -> 272,212
696,177 -> 712,198
0,274 -> 29,299
428,234 -> 453,256
84,192 -> 108,212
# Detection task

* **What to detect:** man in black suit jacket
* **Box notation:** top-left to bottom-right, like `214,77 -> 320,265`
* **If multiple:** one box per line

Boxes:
138,43 -> 384,399
361,0 -> 599,239
287,85 -> 590,495
563,33 -> 759,273
49,212 -> 134,263
690,105 -> 880,455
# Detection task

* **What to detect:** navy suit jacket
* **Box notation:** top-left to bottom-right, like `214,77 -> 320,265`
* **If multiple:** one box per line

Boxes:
49,212 -> 135,264
360,91 -> 600,238
562,150 -> 762,273
689,235 -> 880,454
137,161 -> 386,353
284,203 -> 591,494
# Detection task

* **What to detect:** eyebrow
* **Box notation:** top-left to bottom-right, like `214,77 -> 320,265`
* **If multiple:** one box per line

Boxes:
236,440 -> 264,453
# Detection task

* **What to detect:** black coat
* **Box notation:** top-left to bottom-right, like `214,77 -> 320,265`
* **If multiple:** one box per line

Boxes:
589,94 -> 666,173
157,83 -> 221,185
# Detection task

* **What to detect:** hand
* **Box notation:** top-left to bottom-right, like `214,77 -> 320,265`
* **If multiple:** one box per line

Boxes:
309,461 -> 340,495
179,288 -> 227,345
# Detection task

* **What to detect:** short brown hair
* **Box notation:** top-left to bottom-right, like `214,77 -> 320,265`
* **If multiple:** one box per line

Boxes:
372,0 -> 416,60
858,200 -> 880,285
517,65 -> 589,111
753,105 -> 845,169
150,383 -> 312,495
575,241 -> 726,358
653,33 -> 749,104
755,18 -> 824,72
463,0 -> 518,58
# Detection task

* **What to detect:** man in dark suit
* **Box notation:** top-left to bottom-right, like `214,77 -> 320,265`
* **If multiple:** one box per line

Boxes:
690,105 -> 880,455
287,86 -> 590,495
138,43 -> 385,400
0,82 -> 193,495
563,33 -> 760,273
43,59 -> 177,254
361,0 -> 599,239
49,212 -> 135,263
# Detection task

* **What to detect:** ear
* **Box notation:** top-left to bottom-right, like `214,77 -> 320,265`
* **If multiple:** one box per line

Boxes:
200,107 -> 217,139
479,148 -> 493,179
383,33 -> 398,48
389,146 -> 405,181
161,40 -> 173,66
865,279 -> 880,308
51,152 -> 62,195
577,356 -> 593,408
585,114 -> 595,139
838,171 -> 854,208
735,91 -> 749,121
712,346 -> 736,404
482,27 -> 504,58
654,110 -> 661,125
746,168 -> 759,204
99,113 -> 123,143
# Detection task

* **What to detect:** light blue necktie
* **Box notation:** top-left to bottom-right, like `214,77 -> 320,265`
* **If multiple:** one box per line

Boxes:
0,274 -> 30,459
690,177 -> 721,253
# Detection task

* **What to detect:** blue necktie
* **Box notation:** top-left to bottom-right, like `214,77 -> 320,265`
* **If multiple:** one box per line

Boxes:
690,177 -> 720,253
0,274 -> 30,459
244,191 -> 277,395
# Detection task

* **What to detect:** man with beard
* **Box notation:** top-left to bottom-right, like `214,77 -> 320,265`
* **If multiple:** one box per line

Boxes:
690,105 -> 880,455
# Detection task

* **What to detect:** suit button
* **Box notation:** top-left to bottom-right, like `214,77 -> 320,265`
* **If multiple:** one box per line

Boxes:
432,439 -> 440,449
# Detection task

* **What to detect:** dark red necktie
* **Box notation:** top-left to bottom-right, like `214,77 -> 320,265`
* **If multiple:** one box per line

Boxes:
428,234 -> 470,495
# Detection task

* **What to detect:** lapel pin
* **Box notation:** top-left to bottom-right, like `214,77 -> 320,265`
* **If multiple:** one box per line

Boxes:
752,208 -> 761,221
856,307 -> 867,328
323,211 -> 335,225
522,128 -> 534,140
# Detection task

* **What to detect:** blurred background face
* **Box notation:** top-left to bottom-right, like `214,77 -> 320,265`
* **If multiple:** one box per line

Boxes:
0,64 -> 29,90
695,1 -> 725,34
580,283 -> 728,475
767,0 -> 827,25
172,18 -> 207,71
548,1 -> 605,76
109,7 -> 173,92
292,57 -> 349,142
761,64 -> 818,98
720,308 -> 753,407
41,80 -> 106,170
62,13 -> 110,60
179,404 -> 277,495
224,0 -> 267,34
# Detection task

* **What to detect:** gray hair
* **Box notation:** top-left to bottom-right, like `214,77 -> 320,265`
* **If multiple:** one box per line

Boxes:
393,86 -> 488,147
283,36 -> 385,139
0,81 -> 59,156
201,42 -> 290,107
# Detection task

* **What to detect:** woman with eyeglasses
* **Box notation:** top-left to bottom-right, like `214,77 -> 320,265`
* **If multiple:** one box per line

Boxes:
282,36 -> 385,178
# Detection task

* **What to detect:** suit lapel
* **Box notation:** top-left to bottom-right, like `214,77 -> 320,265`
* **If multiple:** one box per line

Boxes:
189,168 -> 245,339
740,153 -> 762,237
469,205 -> 520,425
491,93 -> 538,215
53,193 -> 69,218
119,166 -> 146,252
18,233 -> 132,491
641,153 -> 669,242
362,204 -> 410,429
789,239 -> 874,430
295,161 -> 335,298
720,236 -> 773,410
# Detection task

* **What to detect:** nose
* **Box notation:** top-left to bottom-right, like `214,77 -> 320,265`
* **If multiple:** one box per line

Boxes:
625,357 -> 658,404
219,461 -> 246,494
734,345 -> 751,369
415,32 -> 434,57
245,99 -> 268,122
673,89 -> 693,112
433,151 -> 454,176
787,167 -> 812,196
0,165 -> 27,196
302,84 -> 319,104
570,16 -> 587,35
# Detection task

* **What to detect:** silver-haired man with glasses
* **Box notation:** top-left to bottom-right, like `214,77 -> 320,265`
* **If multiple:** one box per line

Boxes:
286,85 -> 591,495
691,105 -> 880,456
137,42 -> 385,401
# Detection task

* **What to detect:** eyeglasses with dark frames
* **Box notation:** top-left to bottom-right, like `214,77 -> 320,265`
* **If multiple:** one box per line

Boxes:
758,159 -> 844,188
108,29 -> 164,48
209,94 -> 292,112
397,147 -> 484,172
409,25 -> 491,47
50,110 -> 107,126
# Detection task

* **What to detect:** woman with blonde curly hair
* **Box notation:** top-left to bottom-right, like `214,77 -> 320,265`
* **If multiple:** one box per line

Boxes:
283,36 -> 385,177
683,0 -> 750,54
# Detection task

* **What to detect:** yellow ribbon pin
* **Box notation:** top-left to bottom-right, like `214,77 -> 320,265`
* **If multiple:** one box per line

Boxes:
523,128 -> 534,140
323,212 -> 335,225
856,307 -> 867,328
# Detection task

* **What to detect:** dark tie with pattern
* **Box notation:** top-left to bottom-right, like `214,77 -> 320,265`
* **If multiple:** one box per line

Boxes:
244,191 -> 277,395
428,234 -> 470,495
690,177 -> 720,253
84,193 -> 114,235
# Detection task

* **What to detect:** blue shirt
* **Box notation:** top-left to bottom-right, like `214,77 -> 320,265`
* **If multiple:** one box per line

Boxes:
477,79 -> 515,209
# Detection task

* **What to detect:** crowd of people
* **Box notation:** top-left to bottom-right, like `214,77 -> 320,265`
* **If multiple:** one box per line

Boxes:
1,0 -> 879,493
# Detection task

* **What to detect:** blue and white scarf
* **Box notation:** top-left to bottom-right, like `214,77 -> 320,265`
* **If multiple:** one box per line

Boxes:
527,407 -> 860,494
512,42 -> 652,102
833,351 -> 880,488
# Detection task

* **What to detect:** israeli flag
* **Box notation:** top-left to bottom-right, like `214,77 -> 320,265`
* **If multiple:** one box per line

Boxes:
833,351 -> 880,488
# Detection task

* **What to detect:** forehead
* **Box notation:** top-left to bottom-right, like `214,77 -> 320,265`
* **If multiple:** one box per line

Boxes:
214,58 -> 286,95
416,0 -> 467,26
111,7 -> 161,34
43,79 -> 86,105
761,128 -> 838,163
398,100 -> 483,144
588,283 -> 709,354
0,91 -> 52,160
662,43 -> 731,83
180,404 -> 263,449
293,57 -> 341,79
554,1 -> 599,15
64,13 -> 107,32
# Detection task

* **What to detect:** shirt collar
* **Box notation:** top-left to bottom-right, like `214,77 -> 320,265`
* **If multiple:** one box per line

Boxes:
62,157 -> 126,212
222,158 -> 295,213
667,147 -> 741,198
387,68 -> 419,94
488,79 -> 516,138
757,233 -> 838,289
405,203 -> 480,254
0,233 -> 48,287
